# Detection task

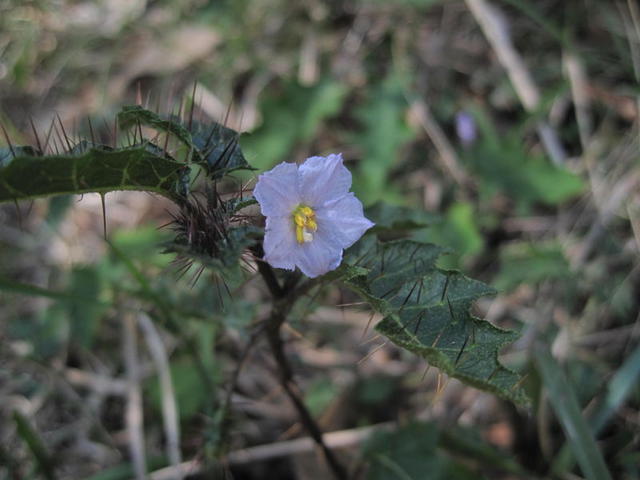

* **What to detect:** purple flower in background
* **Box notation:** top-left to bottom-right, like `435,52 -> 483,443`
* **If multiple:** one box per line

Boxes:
455,111 -> 477,147
253,154 -> 374,278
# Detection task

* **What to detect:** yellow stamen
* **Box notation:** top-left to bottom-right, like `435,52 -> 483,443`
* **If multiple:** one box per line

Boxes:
292,204 -> 317,244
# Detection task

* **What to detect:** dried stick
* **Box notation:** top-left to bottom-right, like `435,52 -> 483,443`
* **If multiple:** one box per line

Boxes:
123,314 -> 147,480
465,0 -> 567,165
138,313 -> 183,479
409,100 -> 471,188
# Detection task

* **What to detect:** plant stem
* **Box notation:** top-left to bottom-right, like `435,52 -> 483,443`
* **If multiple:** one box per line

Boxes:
257,259 -> 348,480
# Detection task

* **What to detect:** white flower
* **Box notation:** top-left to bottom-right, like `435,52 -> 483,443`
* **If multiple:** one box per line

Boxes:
253,153 -> 374,278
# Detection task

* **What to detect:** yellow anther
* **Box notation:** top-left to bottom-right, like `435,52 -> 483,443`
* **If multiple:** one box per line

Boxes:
307,218 -> 317,231
300,206 -> 314,217
292,204 -> 317,244
294,213 -> 306,227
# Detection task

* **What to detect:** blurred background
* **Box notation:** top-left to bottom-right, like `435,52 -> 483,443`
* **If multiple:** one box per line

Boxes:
1,0 -> 639,478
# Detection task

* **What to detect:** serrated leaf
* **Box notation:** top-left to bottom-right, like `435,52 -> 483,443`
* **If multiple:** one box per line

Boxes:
189,120 -> 252,178
118,105 -> 194,151
342,238 -> 528,404
0,145 -> 187,203
118,106 -> 252,178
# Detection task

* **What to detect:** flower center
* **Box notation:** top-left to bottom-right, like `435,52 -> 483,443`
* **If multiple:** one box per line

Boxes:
292,204 -> 317,244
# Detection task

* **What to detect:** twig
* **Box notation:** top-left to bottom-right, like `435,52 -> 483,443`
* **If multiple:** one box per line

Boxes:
257,259 -> 349,480
408,100 -> 471,188
465,0 -> 567,165
123,314 -> 147,480
137,313 -> 182,479
149,423 -> 394,480
217,322 -> 267,452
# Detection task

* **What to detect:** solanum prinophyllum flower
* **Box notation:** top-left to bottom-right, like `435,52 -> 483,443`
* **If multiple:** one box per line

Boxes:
254,154 -> 374,278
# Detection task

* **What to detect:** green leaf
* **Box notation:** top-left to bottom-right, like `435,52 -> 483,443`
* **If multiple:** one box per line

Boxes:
0,145 -> 37,166
365,202 -> 435,233
117,106 -> 252,179
535,344 -> 612,480
495,242 -> 572,291
0,145 -> 187,204
553,343 -> 640,475
352,74 -> 416,205
342,238 -> 528,404
463,110 -> 584,208
118,105 -> 193,152
420,202 -> 484,268
241,79 -> 348,171
363,422 -> 476,480
13,410 -> 56,480
66,266 -> 106,349
189,120 -> 252,178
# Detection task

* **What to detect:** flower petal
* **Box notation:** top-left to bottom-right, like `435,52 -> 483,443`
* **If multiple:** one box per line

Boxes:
293,228 -> 344,278
263,215 -> 297,271
316,193 -> 374,249
253,162 -> 300,216
299,153 -> 352,208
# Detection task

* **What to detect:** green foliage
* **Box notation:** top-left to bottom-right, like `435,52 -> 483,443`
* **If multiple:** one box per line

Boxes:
118,106 -> 252,179
363,422 -> 474,480
0,144 -> 187,203
0,106 -> 252,205
464,109 -> 584,209
148,359 -> 213,420
365,202 -> 435,234
13,411 -> 56,480
241,79 -> 348,170
495,242 -> 572,291
352,74 -> 416,205
420,202 -> 483,268
342,238 -> 528,404
535,344 -> 612,480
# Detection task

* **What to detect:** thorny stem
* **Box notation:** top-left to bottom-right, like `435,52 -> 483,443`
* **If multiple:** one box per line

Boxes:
254,256 -> 349,480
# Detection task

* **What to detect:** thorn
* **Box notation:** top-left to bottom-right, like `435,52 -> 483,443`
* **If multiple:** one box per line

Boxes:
56,113 -> 74,152
360,333 -> 383,346
13,199 -> 22,231
223,99 -> 233,128
43,118 -> 56,153
357,341 -> 387,365
399,280 -> 419,313
0,123 -> 15,157
87,117 -> 96,146
360,310 -> 376,341
188,81 -> 197,131
190,264 -> 205,288
416,279 -> 424,304
421,364 -> 431,381
440,273 -> 450,302
114,117 -> 119,149
454,334 -> 470,366
413,310 -> 425,335
177,96 -> 184,123
100,193 -> 107,240
144,89 -> 152,109
29,117 -> 43,154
